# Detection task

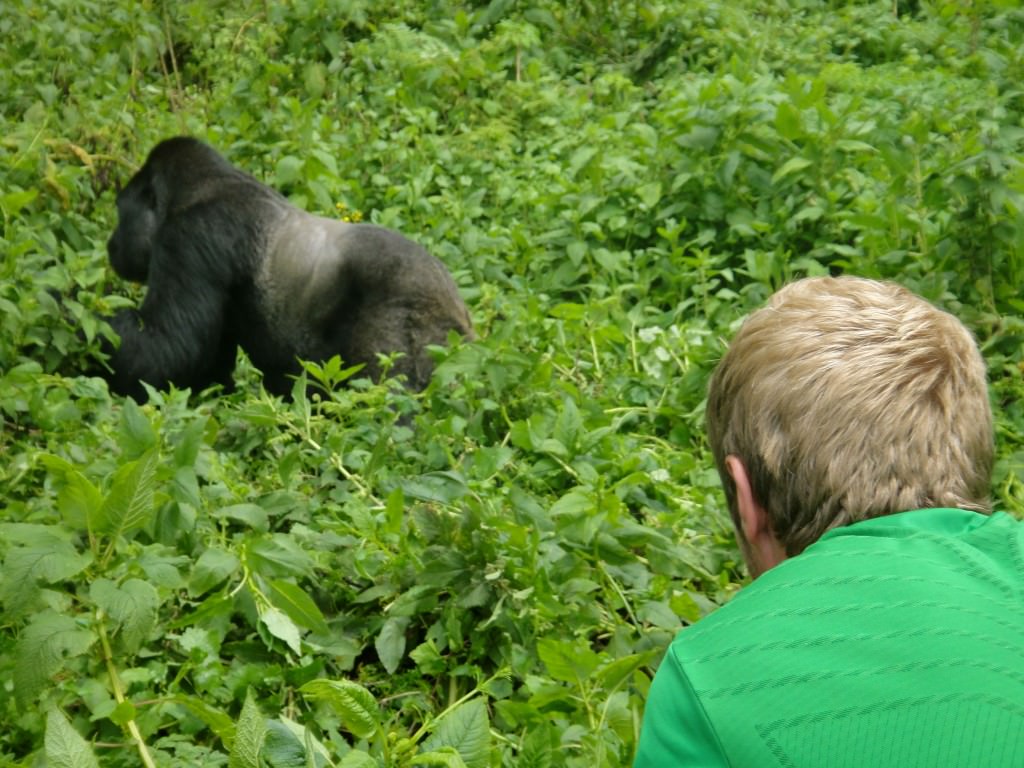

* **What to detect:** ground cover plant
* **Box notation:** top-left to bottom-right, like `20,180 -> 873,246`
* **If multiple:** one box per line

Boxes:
1,0 -> 1023,765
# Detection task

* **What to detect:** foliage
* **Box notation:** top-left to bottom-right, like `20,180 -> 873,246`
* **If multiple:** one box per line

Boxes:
1,0 -> 1023,765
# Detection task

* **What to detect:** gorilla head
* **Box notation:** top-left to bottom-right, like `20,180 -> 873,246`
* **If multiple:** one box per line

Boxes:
101,137 -> 473,400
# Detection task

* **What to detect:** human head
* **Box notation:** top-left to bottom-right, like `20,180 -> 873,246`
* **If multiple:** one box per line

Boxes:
706,276 -> 993,561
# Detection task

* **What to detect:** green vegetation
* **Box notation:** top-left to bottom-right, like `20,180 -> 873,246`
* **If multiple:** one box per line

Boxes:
1,0 -> 1023,764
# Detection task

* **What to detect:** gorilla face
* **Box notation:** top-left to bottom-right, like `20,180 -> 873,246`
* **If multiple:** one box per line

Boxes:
107,171 -> 158,284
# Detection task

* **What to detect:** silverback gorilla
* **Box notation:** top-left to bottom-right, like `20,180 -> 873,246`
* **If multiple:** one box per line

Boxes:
104,137 -> 473,400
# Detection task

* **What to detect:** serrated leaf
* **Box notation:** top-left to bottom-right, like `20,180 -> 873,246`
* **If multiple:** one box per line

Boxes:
93,449 -> 159,539
375,616 -> 409,674
229,690 -> 267,768
1,537 -> 92,618
267,580 -> 329,635
300,679 -> 379,740
15,612 -> 96,707
90,578 -> 159,652
422,698 -> 489,768
45,708 -> 100,768
260,605 -> 302,654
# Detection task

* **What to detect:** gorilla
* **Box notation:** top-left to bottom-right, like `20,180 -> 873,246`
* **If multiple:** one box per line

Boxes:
103,136 -> 473,400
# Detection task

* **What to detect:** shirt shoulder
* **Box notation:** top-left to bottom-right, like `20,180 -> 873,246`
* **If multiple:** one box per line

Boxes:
659,510 -> 1024,767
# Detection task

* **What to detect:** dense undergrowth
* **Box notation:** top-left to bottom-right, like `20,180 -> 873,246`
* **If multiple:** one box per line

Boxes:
1,0 -> 1023,765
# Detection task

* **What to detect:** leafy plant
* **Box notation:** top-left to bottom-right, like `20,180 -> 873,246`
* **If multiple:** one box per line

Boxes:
1,0 -> 1022,764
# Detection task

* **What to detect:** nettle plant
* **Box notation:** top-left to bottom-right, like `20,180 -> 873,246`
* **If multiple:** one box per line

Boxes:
5,388 -> 502,767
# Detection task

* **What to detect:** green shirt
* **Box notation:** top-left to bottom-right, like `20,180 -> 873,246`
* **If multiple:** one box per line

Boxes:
634,509 -> 1024,767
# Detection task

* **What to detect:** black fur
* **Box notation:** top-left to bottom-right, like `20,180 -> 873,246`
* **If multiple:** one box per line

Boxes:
103,137 -> 473,400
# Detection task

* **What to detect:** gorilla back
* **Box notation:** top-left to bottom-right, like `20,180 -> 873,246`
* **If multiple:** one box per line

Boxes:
103,136 -> 473,400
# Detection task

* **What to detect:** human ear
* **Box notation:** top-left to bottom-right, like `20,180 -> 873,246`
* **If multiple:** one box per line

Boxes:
725,455 -> 765,542
724,455 -> 788,577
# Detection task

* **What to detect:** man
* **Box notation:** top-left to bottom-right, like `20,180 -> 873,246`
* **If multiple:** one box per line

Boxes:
634,277 -> 1024,767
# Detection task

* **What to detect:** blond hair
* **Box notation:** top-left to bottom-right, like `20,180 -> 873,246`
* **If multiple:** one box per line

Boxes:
706,276 -> 993,556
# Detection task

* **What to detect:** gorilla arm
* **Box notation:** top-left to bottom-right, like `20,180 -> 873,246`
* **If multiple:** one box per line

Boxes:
106,237 -> 234,401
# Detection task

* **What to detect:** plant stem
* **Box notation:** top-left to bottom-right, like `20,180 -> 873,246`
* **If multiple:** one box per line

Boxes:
96,611 -> 158,768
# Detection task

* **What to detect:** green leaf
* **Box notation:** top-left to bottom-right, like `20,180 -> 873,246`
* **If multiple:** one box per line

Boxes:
300,679 -> 379,740
276,156 -> 304,186
537,637 -> 600,685
247,535 -> 315,578
384,486 -> 404,536
637,600 -> 683,630
835,139 -> 876,153
594,650 -> 658,692
0,187 -> 39,217
45,708 -> 100,768
189,548 -> 241,596
552,397 -> 581,454
38,455 -> 102,530
770,156 -> 813,184
375,616 -> 409,674
213,503 -> 270,532
15,612 -> 95,707
267,579 -> 329,635
422,698 -> 489,768
118,399 -> 157,457
171,695 -> 235,742
262,719 -> 306,768
90,578 -> 160,652
229,689 -> 267,768
636,182 -> 662,208
339,751 -> 379,768
411,747 -> 468,767
1,533 -> 92,618
93,449 -> 159,539
173,416 -> 208,468
259,605 -> 302,654
774,101 -> 804,140
263,715 -> 333,768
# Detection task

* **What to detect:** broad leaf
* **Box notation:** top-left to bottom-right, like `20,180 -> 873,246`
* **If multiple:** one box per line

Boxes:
229,689 -> 267,768
422,698 -> 489,768
300,679 -> 379,740
93,449 -> 159,539
45,708 -> 100,768
90,578 -> 160,652
267,579 -> 329,635
15,612 -> 95,707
